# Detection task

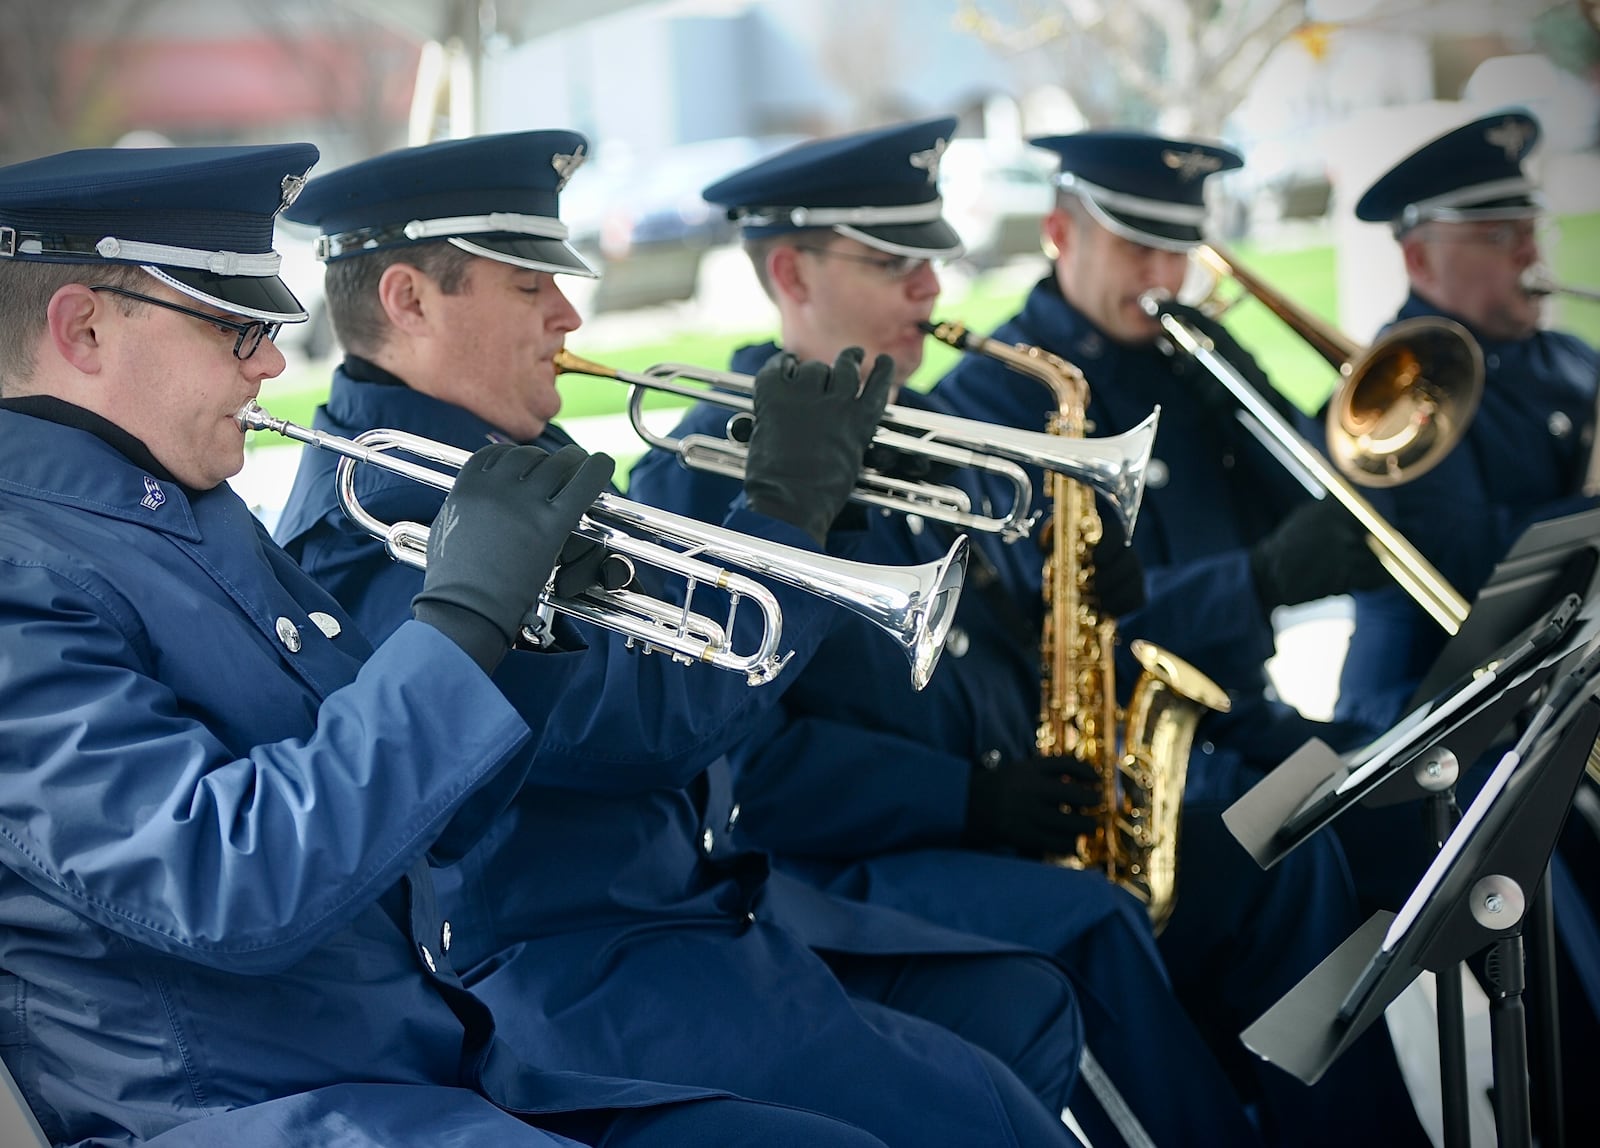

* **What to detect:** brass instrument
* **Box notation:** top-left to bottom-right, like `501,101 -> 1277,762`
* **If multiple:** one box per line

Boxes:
925,321 -> 1229,930
554,348 -> 1158,542
238,401 -> 967,690
1145,242 -> 1484,635
1521,266 -> 1600,305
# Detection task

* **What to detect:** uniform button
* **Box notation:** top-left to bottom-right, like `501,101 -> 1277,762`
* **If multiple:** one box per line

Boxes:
906,514 -> 925,536
1199,740 -> 1215,756
1549,411 -> 1573,438
274,617 -> 302,653
308,611 -> 342,639
1146,459 -> 1169,489
1486,353 -> 1500,369
980,749 -> 1002,770
1221,452 -> 1235,469
745,911 -> 757,924
418,943 -> 436,973
945,627 -> 971,658
701,828 -> 715,854
441,920 -> 452,953
726,803 -> 741,831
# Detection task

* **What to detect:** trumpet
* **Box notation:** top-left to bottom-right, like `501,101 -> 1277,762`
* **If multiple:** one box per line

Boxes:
237,402 -> 967,690
554,348 -> 1157,540
1522,266 -> 1600,304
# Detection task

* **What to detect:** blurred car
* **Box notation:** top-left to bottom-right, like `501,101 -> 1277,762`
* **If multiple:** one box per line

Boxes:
939,139 -> 1057,270
567,134 -> 805,314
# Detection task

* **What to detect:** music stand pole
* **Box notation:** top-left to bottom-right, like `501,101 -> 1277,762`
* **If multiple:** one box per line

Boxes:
1427,792 -> 1472,1148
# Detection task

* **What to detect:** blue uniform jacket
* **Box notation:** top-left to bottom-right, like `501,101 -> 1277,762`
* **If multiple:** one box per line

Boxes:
273,369 -> 1084,1145
1330,292 -> 1600,733
627,341 -> 1404,1148
0,408 -> 728,1147
932,277 -> 1316,796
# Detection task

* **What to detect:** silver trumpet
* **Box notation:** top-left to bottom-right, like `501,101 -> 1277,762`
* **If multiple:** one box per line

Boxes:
238,402 -> 967,689
554,348 -> 1157,540
1522,266 -> 1600,304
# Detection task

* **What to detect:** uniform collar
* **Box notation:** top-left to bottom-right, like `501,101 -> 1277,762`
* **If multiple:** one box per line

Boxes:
0,405 -> 202,540
1396,290 -> 1524,355
0,394 -> 181,485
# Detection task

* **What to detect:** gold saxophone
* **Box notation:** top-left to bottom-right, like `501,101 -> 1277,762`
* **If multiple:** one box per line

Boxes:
927,321 -> 1230,930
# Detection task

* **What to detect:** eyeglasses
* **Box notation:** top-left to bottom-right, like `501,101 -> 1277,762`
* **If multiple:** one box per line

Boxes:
1425,220 -> 1539,251
794,245 -> 938,281
90,285 -> 282,360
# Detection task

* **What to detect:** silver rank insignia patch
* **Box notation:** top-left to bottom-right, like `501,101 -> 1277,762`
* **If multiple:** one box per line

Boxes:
1162,148 -> 1223,181
1485,118 -> 1534,162
552,145 -> 587,191
910,138 -> 948,185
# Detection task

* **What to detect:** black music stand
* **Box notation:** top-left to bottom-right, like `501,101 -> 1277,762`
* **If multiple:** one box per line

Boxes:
1239,639 -> 1600,1148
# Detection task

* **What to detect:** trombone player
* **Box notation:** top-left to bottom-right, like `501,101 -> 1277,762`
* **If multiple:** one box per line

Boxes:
1328,108 -> 1600,1141
627,118 -> 1422,1147
1330,109 -> 1599,736
272,128 -> 1097,1148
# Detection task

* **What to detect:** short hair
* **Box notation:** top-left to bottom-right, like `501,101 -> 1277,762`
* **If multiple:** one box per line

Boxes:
0,261 -> 147,395
742,234 -> 787,300
322,240 -> 478,359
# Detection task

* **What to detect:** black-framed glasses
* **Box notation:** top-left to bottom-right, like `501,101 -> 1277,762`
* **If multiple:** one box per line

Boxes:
1425,220 -> 1539,251
90,285 -> 282,360
794,245 -> 938,281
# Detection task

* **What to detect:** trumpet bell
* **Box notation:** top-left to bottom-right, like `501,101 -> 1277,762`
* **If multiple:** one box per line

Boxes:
1327,316 -> 1484,488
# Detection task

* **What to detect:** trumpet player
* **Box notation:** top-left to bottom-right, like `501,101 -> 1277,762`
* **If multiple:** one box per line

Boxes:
631,120 -> 1430,1147
273,129 -> 1094,1148
0,141 -> 904,1148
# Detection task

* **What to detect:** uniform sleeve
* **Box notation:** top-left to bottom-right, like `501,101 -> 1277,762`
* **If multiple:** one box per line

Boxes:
1119,548 -> 1279,692
728,706 -> 974,858
0,559 -> 574,975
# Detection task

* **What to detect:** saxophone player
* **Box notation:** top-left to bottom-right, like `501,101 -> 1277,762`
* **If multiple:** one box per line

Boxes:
628,118 -> 1421,1147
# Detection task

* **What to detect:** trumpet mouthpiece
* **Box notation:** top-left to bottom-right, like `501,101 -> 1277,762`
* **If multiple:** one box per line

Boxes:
235,400 -> 275,433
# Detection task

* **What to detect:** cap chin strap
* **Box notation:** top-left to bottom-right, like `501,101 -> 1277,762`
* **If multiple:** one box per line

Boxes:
735,198 -> 946,229
1065,185 -> 1202,254
314,211 -> 571,261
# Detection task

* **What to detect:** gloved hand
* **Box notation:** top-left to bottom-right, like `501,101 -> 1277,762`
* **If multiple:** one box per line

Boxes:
965,752 -> 1102,858
549,536 -> 634,599
1161,300 -> 1302,425
1248,497 -> 1388,611
1090,497 -> 1147,618
743,346 -> 894,545
412,442 -> 615,673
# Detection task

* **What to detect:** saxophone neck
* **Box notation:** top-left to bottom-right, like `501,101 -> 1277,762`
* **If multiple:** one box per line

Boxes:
922,320 -> 1087,411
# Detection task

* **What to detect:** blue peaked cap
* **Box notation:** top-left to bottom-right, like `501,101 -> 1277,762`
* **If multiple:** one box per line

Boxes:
1028,130 -> 1243,251
1356,110 -> 1542,231
283,130 -> 597,278
702,117 -> 965,259
0,142 -> 319,322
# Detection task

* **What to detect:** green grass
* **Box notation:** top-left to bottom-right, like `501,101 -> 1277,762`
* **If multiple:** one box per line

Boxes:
255,210 -> 1600,438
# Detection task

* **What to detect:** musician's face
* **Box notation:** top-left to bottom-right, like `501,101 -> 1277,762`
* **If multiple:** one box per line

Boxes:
779,235 -> 942,389
1404,219 -> 1543,341
420,258 -> 582,440
1047,208 -> 1188,345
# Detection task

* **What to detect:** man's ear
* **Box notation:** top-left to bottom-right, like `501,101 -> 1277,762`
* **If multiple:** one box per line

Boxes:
45,283 -> 107,375
1041,208 -> 1071,263
767,243 -> 808,305
375,262 -> 433,334
1400,232 -> 1432,290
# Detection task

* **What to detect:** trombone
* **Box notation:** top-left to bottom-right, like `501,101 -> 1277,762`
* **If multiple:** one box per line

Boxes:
554,348 -> 1157,540
237,401 -> 967,690
1522,266 -> 1600,305
1145,241 -> 1482,634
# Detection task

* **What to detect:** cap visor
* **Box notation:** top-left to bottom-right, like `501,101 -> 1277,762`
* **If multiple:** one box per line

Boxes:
1090,203 -> 1203,252
159,266 -> 307,323
453,235 -> 599,278
842,218 -> 967,260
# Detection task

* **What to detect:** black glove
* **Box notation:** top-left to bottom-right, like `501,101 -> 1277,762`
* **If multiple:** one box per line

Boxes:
1162,300 -> 1301,425
1090,496 -> 1146,618
412,442 -> 615,673
743,346 -> 894,545
965,753 -> 1102,858
861,441 -> 958,486
549,536 -> 634,599
1248,497 -> 1388,611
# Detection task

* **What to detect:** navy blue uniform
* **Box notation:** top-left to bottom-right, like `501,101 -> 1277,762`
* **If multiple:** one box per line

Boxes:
0,403 -> 910,1148
627,330 -> 1426,1147
274,365 -> 1086,1148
